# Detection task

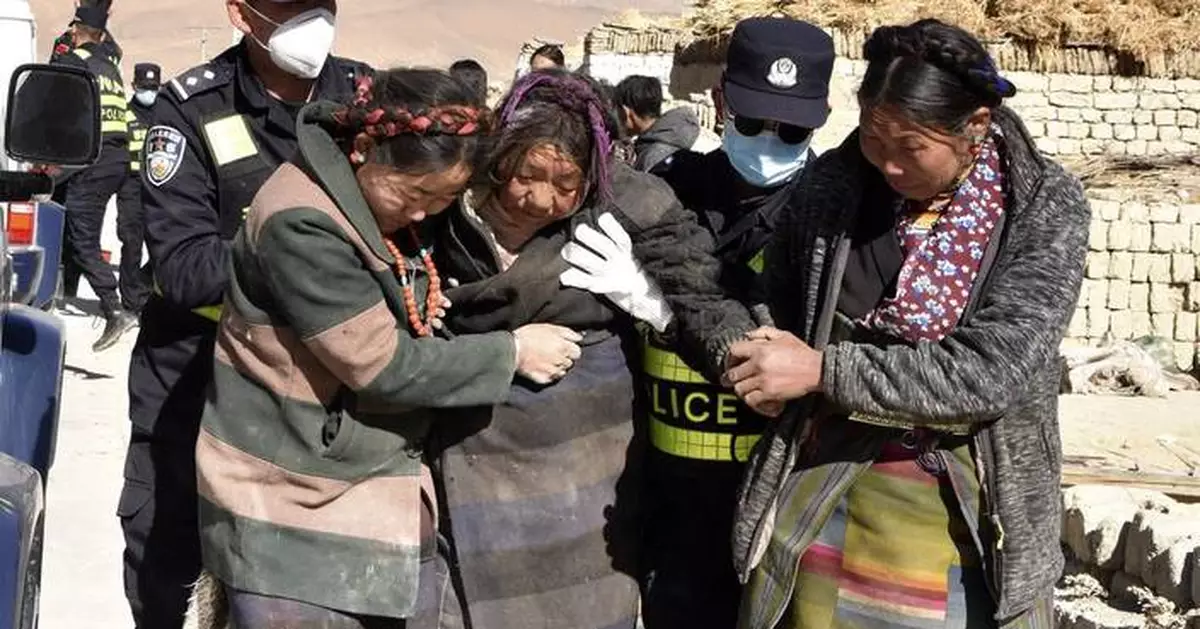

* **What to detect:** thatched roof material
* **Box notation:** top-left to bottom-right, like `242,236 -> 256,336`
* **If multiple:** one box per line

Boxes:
684,0 -> 1200,60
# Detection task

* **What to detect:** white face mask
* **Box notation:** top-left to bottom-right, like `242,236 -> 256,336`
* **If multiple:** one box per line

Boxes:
134,89 -> 157,107
244,4 -> 336,80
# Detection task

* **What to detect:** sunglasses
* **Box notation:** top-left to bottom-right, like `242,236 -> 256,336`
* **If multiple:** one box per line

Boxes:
729,115 -> 813,145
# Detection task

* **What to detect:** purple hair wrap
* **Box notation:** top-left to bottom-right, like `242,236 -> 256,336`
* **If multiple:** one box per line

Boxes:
498,72 -> 614,201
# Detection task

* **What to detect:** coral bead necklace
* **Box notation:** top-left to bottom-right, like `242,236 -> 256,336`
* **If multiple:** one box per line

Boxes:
383,227 -> 442,338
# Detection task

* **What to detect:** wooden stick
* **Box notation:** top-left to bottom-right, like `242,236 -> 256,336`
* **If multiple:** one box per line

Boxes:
1062,464 -> 1200,500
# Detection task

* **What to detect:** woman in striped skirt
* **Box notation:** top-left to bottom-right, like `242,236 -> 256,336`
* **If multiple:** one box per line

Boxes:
723,18 -> 1089,629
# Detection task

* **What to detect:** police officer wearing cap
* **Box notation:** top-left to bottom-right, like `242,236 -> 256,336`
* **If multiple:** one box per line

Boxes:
122,1 -> 369,627
639,17 -> 835,629
51,1 -> 123,65
114,62 -> 161,318
52,4 -> 139,352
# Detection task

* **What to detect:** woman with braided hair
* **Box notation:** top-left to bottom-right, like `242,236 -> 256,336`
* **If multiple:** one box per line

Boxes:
194,68 -> 588,628
423,68 -> 757,629
722,18 -> 1087,629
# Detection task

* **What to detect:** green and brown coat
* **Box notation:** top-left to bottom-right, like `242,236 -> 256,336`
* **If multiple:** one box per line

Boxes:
196,102 -> 518,619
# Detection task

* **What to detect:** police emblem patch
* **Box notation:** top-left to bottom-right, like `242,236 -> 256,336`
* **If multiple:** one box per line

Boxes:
766,57 -> 798,89
144,126 -> 186,187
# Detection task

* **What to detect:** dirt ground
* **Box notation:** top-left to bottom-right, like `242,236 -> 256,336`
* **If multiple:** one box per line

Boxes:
1059,392 -> 1200,476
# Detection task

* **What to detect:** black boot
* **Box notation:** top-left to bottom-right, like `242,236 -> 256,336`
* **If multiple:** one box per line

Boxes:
93,309 -> 138,352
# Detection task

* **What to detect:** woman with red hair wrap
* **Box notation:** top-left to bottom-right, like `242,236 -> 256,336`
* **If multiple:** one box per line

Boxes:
194,68 -> 585,629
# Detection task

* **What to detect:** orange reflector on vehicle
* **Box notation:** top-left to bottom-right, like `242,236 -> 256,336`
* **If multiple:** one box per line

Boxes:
5,202 -> 35,246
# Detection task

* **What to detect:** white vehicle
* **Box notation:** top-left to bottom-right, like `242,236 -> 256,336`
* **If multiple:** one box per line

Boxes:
0,0 -> 35,174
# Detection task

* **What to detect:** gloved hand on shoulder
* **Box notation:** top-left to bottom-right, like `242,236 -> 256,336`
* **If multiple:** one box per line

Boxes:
559,212 -> 674,333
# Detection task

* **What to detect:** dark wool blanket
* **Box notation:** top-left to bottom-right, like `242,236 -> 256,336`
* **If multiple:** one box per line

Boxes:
427,202 -> 643,629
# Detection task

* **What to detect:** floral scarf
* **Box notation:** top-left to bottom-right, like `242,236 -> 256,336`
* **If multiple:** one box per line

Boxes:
860,134 -> 1005,342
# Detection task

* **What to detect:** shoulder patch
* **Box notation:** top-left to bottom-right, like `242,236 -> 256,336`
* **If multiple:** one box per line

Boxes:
143,126 -> 187,187
168,62 -> 232,102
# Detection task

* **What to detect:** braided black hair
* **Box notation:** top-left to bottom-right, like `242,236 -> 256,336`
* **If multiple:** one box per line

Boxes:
860,19 -> 1016,133
330,68 -> 491,175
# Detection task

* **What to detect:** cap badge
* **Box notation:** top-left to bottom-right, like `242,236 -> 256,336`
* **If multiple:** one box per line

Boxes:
767,57 -> 798,89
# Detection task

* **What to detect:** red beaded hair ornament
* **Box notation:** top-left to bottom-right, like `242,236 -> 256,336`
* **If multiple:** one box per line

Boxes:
334,74 -> 488,337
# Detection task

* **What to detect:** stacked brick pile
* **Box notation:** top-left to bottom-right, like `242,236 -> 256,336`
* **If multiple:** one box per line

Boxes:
1007,74 -> 1200,158
1067,189 -> 1200,372
1059,485 -> 1200,628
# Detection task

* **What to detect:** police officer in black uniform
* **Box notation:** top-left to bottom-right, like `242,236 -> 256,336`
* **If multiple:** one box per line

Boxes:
121,1 -> 368,627
52,4 -> 139,352
50,0 -> 121,64
114,63 -> 161,317
639,17 -> 836,629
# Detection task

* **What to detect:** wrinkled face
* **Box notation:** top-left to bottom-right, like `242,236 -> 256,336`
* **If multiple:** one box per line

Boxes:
357,161 -> 471,235
494,143 -> 585,233
230,0 -> 336,39
858,105 -> 985,201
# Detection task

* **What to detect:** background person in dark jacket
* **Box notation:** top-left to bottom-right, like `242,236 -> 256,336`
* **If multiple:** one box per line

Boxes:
612,75 -> 701,172
114,62 -> 161,318
725,19 -> 1088,629
529,43 -> 565,71
449,58 -> 488,105
50,0 -> 122,64
601,17 -> 834,629
52,4 -> 137,351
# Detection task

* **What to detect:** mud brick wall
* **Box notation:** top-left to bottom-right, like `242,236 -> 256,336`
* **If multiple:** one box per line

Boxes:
822,63 -> 1200,159
1058,486 -> 1200,627
1010,75 -> 1200,159
1067,190 -> 1200,372
582,25 -> 1200,158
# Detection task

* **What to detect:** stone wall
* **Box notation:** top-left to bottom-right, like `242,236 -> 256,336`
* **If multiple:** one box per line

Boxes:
582,24 -> 1200,158
1058,485 -> 1200,628
1067,187 -> 1200,372
816,60 -> 1200,159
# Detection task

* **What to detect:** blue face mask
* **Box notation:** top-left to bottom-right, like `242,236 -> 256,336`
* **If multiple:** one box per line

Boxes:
721,123 -> 812,188
134,89 -> 157,107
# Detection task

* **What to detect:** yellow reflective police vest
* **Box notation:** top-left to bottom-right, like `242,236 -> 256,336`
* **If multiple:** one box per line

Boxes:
74,47 -> 129,138
641,331 -> 762,463
641,245 -> 772,463
127,108 -> 146,171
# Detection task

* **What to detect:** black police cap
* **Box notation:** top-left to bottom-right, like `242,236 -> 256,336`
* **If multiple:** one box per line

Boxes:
72,6 -> 108,31
134,63 -> 162,90
722,17 -> 835,129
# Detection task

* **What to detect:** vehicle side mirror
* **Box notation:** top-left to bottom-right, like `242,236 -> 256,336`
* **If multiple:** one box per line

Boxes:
5,64 -> 101,167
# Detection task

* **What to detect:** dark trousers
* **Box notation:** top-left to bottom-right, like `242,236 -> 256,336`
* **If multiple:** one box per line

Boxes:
121,311 -> 215,629
62,159 -> 126,314
119,425 -> 202,629
225,549 -> 463,629
640,461 -> 745,629
115,169 -> 150,313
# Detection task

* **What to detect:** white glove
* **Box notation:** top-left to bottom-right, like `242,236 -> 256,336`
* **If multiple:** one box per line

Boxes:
559,212 -> 674,333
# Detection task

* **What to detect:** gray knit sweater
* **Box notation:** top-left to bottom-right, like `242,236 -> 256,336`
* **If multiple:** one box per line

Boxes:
733,106 -> 1090,619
